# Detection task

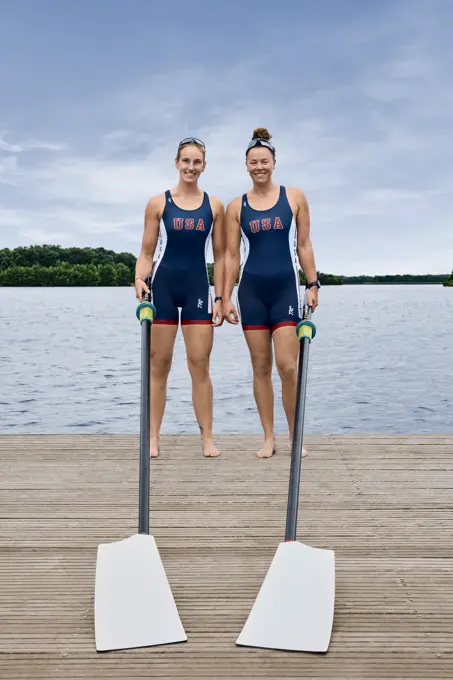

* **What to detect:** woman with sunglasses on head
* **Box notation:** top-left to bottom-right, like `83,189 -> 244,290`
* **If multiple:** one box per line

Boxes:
135,137 -> 225,458
223,128 -> 320,459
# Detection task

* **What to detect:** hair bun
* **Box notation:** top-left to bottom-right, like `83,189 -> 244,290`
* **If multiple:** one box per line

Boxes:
252,127 -> 272,141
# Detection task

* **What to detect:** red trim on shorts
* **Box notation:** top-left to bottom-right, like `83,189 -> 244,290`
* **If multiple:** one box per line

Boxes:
271,321 -> 298,333
181,319 -> 212,326
153,319 -> 178,325
242,324 -> 271,331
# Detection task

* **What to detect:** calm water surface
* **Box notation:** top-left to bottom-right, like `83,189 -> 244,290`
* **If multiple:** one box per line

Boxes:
0,285 -> 452,434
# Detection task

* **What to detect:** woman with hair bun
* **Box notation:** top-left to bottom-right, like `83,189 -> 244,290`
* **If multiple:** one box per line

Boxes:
135,137 -> 225,458
223,128 -> 319,458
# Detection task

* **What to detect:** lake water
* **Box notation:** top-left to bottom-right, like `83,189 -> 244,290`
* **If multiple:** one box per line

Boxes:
0,285 -> 452,435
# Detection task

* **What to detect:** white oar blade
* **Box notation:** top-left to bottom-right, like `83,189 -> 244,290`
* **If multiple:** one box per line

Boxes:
236,541 -> 335,653
95,533 -> 187,651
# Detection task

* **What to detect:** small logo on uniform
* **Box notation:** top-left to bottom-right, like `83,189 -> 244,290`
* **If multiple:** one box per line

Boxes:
288,305 -> 294,315
197,298 -> 203,308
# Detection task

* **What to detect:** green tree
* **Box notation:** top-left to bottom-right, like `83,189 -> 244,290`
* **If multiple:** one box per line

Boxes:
0,249 -> 12,270
115,263 -> 133,286
298,271 -> 344,286
0,266 -> 19,285
113,250 -> 135,268
99,263 -> 119,286
52,263 -> 73,285
443,270 -> 453,287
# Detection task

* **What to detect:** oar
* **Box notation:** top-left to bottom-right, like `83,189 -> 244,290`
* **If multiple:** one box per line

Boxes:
94,290 -> 187,651
236,294 -> 335,653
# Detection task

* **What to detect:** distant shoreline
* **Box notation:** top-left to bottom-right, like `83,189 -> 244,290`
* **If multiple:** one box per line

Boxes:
1,245 -> 452,287
0,281 -> 451,287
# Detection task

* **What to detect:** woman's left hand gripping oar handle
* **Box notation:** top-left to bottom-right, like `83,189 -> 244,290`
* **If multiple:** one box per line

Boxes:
296,293 -> 316,343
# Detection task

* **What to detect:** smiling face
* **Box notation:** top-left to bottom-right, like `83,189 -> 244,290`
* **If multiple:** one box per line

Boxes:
246,146 -> 275,185
175,144 -> 206,184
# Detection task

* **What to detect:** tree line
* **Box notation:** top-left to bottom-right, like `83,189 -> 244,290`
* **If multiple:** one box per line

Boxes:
0,246 -> 135,286
342,273 -> 450,285
0,245 -> 451,286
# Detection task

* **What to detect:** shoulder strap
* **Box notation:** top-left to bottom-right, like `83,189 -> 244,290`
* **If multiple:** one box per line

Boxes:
239,194 -> 248,224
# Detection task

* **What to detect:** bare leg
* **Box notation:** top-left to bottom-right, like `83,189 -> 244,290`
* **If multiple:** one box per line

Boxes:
182,324 -> 220,457
243,329 -> 275,458
149,323 -> 178,457
273,326 -> 308,457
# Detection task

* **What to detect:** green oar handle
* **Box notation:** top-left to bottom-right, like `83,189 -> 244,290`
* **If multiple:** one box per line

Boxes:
136,301 -> 157,323
285,294 -> 317,542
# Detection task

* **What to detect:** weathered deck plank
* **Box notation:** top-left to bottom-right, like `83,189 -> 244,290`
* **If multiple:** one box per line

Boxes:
0,434 -> 452,679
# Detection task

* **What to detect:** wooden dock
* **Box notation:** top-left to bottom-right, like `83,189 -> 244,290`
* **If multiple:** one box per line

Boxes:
1,433 -> 452,679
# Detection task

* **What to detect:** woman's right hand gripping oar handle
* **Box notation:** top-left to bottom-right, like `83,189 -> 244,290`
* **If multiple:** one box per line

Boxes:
135,277 -> 156,325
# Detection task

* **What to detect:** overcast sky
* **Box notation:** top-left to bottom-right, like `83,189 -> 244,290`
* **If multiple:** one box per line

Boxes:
0,0 -> 452,275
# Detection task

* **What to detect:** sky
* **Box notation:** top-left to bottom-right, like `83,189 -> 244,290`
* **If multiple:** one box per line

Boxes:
0,0 -> 452,276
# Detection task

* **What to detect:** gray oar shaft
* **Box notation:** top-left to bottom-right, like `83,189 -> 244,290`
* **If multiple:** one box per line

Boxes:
138,316 -> 151,534
285,335 -> 310,542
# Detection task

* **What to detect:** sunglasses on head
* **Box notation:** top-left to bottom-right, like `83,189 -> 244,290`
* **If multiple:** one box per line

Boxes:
178,137 -> 206,149
246,138 -> 275,153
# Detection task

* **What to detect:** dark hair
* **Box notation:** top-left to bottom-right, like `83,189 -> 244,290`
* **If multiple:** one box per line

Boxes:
252,127 -> 272,141
246,127 -> 275,157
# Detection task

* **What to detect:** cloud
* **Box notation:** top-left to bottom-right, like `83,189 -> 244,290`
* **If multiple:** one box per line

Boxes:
0,136 -> 65,154
0,154 -> 21,186
20,228 -> 69,243
1,0 -> 452,275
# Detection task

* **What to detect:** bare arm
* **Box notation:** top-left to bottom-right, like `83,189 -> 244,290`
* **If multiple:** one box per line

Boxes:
210,196 -> 225,299
135,195 -> 163,283
223,197 -> 242,301
293,188 -> 317,285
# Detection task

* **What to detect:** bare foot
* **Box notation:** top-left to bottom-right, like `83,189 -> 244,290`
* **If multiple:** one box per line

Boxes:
256,437 -> 276,458
203,438 -> 220,457
150,436 -> 159,458
295,443 -> 308,457
290,436 -> 308,457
